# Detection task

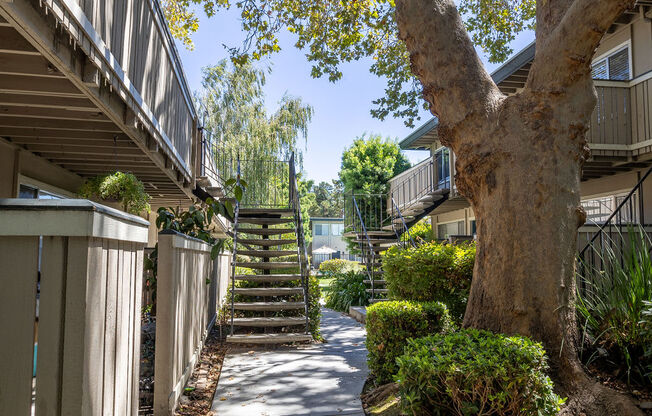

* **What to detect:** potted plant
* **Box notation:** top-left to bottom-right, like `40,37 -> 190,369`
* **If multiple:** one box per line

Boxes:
79,171 -> 151,215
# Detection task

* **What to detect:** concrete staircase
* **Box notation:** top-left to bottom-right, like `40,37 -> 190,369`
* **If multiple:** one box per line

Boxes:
227,208 -> 311,344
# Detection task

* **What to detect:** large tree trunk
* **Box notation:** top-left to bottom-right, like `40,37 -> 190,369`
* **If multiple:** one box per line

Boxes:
395,0 -> 643,414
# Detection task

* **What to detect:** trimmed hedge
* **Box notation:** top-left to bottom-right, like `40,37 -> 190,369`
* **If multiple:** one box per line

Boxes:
366,300 -> 451,384
319,258 -> 361,274
325,271 -> 369,312
382,242 -> 474,321
396,329 -> 564,416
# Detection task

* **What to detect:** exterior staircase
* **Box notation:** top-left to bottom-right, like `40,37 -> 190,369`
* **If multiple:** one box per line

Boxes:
344,164 -> 451,302
225,155 -> 312,344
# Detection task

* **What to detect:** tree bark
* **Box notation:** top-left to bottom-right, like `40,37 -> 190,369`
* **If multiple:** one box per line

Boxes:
396,0 -> 642,414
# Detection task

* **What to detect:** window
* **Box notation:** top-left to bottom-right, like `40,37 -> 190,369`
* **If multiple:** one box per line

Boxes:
592,47 -> 630,81
331,223 -> 344,236
435,147 -> 450,189
437,220 -> 465,238
314,224 -> 328,236
470,220 -> 477,236
19,184 -> 64,200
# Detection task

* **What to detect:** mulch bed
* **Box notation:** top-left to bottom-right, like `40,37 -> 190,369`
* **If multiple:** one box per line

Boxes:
585,363 -> 652,414
174,325 -> 229,415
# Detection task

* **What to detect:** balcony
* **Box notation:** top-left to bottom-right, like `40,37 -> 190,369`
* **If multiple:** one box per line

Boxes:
584,76 -> 652,179
0,0 -> 200,203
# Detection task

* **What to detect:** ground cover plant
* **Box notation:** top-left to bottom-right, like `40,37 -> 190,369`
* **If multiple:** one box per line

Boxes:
366,300 -> 451,384
382,242 -> 474,322
396,329 -> 564,416
577,226 -> 652,385
324,271 -> 369,312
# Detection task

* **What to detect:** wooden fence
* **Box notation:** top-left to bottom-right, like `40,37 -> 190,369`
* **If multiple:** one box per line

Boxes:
154,230 -> 230,415
0,199 -> 148,415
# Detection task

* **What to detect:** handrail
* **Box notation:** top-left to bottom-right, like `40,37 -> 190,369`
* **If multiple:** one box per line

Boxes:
229,156 -> 241,336
579,165 -> 652,257
389,157 -> 435,216
289,152 -> 310,333
351,195 -> 377,300
391,197 -> 415,247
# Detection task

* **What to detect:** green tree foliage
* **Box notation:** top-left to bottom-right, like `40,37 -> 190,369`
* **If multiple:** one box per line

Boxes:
164,0 -> 534,126
198,59 -> 312,162
339,134 -> 410,195
301,179 -> 344,218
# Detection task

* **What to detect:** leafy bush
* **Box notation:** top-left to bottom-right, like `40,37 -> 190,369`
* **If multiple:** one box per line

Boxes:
308,274 -> 322,340
382,242 -> 474,321
577,226 -> 652,384
396,329 -> 564,416
366,300 -> 451,384
325,271 -> 369,311
319,258 -> 362,274
402,219 -> 433,243
79,171 -> 151,214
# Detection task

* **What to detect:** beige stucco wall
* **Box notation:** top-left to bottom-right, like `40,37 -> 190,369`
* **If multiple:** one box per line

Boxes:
431,207 -> 476,238
0,139 -> 84,198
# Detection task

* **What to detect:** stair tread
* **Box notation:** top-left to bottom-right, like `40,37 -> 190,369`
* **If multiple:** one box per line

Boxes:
232,317 -> 306,327
238,228 -> 295,235
370,298 -> 389,303
239,262 -> 298,269
233,301 -> 305,311
363,280 -> 386,284
238,217 -> 294,225
366,289 -> 389,294
238,238 -> 295,246
237,249 -> 297,257
239,208 -> 294,216
233,287 -> 303,295
226,333 -> 312,344
234,274 -> 302,282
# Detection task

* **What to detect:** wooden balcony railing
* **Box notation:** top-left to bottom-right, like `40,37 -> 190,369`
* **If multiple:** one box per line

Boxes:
589,75 -> 652,152
39,0 -> 198,178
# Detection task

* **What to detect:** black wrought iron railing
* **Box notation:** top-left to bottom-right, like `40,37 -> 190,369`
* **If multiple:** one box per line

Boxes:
349,194 -> 380,299
391,197 -> 415,248
388,156 -> 435,215
289,152 -> 310,333
578,165 -> 652,286
344,193 -> 390,233
229,157 -> 241,336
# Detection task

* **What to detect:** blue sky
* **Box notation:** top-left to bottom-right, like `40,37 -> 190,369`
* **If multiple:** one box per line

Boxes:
176,7 -> 533,183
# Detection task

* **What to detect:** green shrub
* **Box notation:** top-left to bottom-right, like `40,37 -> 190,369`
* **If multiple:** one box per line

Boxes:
79,171 -> 151,214
325,271 -> 369,311
319,258 -> 362,274
382,242 -> 474,321
577,226 -> 652,384
402,219 -> 433,243
366,300 -> 451,384
307,274 -> 322,340
643,301 -> 652,378
396,329 -> 564,416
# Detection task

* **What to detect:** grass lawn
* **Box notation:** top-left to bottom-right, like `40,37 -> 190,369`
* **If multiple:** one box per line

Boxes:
316,274 -> 335,295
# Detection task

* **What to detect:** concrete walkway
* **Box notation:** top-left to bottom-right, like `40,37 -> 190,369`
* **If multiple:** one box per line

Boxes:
211,308 -> 368,416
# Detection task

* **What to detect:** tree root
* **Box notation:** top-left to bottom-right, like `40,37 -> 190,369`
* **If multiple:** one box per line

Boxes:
557,358 -> 643,416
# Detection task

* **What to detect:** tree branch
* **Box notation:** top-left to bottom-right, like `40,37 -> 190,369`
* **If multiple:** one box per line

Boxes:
395,0 -> 502,131
536,0 -> 575,40
528,0 -> 635,91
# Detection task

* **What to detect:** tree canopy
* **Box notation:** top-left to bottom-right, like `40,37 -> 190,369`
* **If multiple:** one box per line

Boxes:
197,59 -> 312,162
301,179 -> 344,218
164,0 -> 535,127
339,134 -> 411,195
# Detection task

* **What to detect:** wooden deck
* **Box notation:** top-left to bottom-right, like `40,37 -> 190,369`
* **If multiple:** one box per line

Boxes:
0,0 -> 202,203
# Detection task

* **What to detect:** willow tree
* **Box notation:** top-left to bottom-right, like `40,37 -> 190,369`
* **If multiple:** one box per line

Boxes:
175,1 -> 642,413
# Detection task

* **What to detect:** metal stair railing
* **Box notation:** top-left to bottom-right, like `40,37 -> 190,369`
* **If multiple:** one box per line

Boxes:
229,155 -> 241,336
578,165 -> 652,288
350,194 -> 378,300
391,196 -> 416,248
289,152 -> 310,334
388,156 -> 435,217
